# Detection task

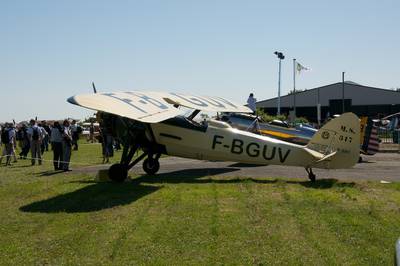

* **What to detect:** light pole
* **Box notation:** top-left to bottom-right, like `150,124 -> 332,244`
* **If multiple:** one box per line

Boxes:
293,58 -> 296,118
274,51 -> 285,115
342,72 -> 345,113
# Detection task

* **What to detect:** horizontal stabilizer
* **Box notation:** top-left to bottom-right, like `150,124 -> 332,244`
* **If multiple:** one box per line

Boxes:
315,151 -> 337,163
304,148 -> 338,166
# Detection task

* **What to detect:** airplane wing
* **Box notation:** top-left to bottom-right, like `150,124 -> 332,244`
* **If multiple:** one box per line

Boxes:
68,91 -> 252,123
161,92 -> 253,113
67,91 -> 184,123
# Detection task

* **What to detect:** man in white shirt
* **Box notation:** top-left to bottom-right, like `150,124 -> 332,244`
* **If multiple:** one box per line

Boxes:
247,93 -> 257,115
27,119 -> 43,166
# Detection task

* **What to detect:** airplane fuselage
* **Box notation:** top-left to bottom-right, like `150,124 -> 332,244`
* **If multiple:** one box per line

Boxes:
150,118 -> 317,167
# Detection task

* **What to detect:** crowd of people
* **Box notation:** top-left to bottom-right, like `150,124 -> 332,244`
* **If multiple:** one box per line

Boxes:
0,119 -> 81,171
1,118 -> 118,170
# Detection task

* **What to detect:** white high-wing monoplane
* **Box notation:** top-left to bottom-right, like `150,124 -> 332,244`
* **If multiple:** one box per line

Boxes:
68,91 -> 360,182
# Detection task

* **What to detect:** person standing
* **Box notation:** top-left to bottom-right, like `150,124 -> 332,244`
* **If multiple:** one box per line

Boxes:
27,119 -> 43,166
0,123 -> 10,165
70,120 -> 79,150
16,125 -> 24,154
8,124 -> 17,163
51,121 -> 63,170
247,93 -> 257,115
61,120 -> 72,171
0,123 -> 15,166
38,123 -> 48,155
19,124 -> 30,159
100,126 -> 114,164
41,121 -> 51,152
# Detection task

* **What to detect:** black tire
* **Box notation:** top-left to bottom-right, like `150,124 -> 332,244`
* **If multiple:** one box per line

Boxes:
108,163 -> 128,182
358,156 -> 363,163
143,158 -> 160,175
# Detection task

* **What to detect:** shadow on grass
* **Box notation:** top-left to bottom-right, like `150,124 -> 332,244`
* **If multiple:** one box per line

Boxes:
19,183 -> 160,213
287,178 -> 355,189
133,168 -> 355,189
38,170 -> 64,176
9,164 -> 34,168
20,169 -> 355,214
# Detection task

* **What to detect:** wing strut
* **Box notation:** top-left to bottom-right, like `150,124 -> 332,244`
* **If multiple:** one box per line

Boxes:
188,109 -> 201,120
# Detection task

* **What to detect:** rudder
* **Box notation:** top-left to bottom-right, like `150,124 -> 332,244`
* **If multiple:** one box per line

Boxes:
307,113 -> 360,169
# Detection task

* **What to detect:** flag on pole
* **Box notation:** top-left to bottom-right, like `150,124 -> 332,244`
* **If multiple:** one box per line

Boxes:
296,62 -> 310,74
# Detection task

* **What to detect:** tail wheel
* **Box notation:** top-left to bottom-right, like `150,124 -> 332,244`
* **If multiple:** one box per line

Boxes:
305,167 -> 316,182
108,163 -> 128,182
143,158 -> 160,175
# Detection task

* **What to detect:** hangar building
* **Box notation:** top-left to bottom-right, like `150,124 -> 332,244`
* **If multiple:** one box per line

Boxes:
256,82 -> 400,122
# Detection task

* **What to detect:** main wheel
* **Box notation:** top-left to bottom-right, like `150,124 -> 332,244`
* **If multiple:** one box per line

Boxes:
108,163 -> 128,182
143,158 -> 160,175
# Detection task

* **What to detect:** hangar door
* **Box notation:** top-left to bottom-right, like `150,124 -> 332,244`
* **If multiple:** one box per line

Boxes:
329,99 -> 352,114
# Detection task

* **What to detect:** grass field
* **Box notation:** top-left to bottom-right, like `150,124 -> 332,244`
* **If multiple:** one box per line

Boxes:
0,142 -> 400,265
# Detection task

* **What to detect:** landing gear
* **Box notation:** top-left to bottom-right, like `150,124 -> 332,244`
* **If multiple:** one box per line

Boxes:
105,120 -> 164,182
107,143 -> 162,181
143,158 -> 160,175
109,163 -> 128,182
107,143 -> 139,182
305,167 -> 316,182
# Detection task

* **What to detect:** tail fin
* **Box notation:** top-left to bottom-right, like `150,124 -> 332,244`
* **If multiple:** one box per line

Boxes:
307,113 -> 360,169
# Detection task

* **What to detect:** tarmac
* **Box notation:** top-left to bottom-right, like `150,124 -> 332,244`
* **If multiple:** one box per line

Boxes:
76,152 -> 400,182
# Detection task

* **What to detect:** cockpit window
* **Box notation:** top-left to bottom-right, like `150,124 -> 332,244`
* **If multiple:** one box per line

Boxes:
162,116 -> 207,132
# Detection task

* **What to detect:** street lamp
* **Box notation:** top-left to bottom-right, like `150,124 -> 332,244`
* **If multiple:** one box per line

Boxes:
342,72 -> 345,114
274,51 -> 285,115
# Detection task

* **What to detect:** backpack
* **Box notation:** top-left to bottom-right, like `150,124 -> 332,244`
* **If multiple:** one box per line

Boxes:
1,129 -> 10,144
32,127 -> 39,141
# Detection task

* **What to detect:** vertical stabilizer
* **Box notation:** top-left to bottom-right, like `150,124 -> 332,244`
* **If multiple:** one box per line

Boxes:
307,113 -> 360,169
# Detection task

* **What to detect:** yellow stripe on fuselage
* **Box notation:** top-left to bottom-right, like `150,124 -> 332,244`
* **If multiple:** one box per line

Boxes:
259,130 -> 295,139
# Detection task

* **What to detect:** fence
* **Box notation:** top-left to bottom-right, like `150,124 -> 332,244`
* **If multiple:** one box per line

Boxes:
377,128 -> 400,144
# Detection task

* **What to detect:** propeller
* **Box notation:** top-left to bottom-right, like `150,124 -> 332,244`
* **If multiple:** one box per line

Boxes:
92,82 -> 97,93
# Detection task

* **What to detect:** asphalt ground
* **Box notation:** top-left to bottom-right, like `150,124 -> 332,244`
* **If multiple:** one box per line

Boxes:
76,152 -> 400,182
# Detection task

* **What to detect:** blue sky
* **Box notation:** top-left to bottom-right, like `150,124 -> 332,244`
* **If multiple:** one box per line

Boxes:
1,0 -> 399,122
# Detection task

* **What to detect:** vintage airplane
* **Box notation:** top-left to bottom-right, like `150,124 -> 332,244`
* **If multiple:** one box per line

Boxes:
67,91 -> 360,182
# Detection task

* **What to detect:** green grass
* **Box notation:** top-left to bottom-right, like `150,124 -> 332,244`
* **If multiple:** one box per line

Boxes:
0,142 -> 400,265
